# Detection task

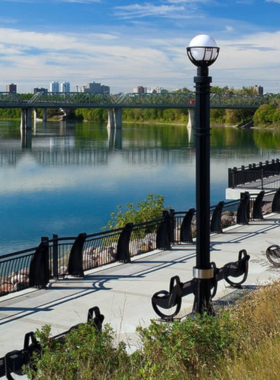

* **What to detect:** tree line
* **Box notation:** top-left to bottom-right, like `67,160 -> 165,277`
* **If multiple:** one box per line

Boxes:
0,87 -> 279,127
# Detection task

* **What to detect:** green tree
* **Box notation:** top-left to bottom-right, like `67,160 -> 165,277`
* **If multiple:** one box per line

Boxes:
253,104 -> 277,126
273,107 -> 280,125
224,108 -> 255,125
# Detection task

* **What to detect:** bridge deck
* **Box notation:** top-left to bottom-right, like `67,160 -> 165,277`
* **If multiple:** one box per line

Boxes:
0,92 -> 271,109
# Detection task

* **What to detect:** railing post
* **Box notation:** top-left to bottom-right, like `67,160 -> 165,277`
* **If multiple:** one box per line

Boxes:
261,168 -> 264,189
168,209 -> 175,244
210,201 -> 224,233
68,233 -> 87,277
272,188 -> 280,213
277,158 -> 280,172
228,167 -> 236,188
29,239 -> 50,289
52,234 -> 59,278
156,211 -> 171,250
237,191 -> 250,224
116,223 -> 133,263
180,208 -> 195,243
252,190 -> 265,219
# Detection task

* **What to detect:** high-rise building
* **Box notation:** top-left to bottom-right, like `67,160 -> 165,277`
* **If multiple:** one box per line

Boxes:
60,81 -> 70,93
6,83 -> 17,93
50,81 -> 59,93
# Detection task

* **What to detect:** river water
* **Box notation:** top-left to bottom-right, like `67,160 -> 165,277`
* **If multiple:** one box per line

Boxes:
0,120 -> 279,254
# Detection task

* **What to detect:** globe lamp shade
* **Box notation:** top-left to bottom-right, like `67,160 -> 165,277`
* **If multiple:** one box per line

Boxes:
187,34 -> 219,67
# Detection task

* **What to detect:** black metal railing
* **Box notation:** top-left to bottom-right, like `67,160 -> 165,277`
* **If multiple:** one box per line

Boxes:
1,188 -> 280,298
0,247 -> 37,295
228,159 -> 280,189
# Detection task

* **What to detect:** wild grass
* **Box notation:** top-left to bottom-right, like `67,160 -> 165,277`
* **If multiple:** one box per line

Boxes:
25,280 -> 280,379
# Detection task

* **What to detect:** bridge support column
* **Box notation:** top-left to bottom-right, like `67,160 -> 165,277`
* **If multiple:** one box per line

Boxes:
60,108 -> 71,120
34,109 -> 47,122
187,108 -> 196,128
107,108 -> 122,129
21,108 -> 32,129
43,109 -> 47,122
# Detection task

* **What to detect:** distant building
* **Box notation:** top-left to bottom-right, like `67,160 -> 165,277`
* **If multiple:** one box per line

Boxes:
253,85 -> 263,95
133,86 -> 166,94
147,87 -> 166,94
133,86 -> 147,94
81,81 -> 110,94
6,83 -> 17,93
34,87 -> 48,94
61,81 -> 70,93
101,85 -> 110,95
50,81 -> 59,93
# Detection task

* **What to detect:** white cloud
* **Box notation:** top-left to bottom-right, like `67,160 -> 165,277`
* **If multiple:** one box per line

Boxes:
1,0 -> 102,2
58,0 -> 102,2
113,4 -> 187,19
0,5 -> 280,94
225,26 -> 234,32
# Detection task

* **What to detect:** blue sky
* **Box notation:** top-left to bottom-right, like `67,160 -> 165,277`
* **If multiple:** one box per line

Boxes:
0,0 -> 279,94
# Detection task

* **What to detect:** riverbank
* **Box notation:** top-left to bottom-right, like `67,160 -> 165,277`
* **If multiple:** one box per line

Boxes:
2,213 -> 280,379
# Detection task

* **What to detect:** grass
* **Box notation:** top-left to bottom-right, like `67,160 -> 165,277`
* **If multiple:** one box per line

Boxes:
24,280 -> 280,379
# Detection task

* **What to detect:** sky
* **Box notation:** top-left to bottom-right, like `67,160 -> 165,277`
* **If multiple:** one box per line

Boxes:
0,0 -> 279,94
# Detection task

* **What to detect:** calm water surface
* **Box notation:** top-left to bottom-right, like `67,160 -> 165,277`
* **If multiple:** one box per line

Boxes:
0,120 -> 279,254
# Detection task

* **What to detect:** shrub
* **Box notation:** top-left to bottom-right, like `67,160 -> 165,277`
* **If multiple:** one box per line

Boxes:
103,194 -> 166,230
253,104 -> 278,126
24,323 -> 131,380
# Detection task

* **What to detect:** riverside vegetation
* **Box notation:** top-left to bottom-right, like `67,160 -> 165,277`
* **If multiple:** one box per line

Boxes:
1,86 -> 280,127
24,281 -> 280,380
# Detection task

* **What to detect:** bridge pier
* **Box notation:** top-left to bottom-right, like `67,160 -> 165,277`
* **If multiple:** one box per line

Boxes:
107,108 -> 122,129
187,108 -> 195,128
60,108 -> 72,120
34,109 -> 48,122
21,108 -> 32,129
43,109 -> 47,122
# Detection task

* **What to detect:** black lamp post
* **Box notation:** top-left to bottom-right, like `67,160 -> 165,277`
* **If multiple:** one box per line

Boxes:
186,35 -> 220,315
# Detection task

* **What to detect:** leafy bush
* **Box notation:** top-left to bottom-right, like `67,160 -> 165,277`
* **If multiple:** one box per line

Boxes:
133,312 -> 241,379
103,194 -> 166,230
24,323 -> 131,380
253,104 -> 278,126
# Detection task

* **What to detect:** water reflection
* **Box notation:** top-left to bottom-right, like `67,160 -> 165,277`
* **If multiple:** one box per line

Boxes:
0,120 -> 279,254
107,127 -> 122,150
21,128 -> 32,149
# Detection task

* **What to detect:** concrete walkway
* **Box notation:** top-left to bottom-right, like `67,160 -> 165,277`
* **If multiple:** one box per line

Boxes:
1,213 -> 280,358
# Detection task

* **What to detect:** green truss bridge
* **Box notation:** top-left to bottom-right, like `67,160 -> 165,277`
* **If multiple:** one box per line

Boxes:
0,91 -> 272,129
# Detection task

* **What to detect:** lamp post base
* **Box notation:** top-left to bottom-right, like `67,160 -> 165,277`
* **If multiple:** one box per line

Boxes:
193,278 -> 215,316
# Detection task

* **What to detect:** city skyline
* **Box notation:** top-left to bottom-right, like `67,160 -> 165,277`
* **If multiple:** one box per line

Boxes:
0,1 -> 279,94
